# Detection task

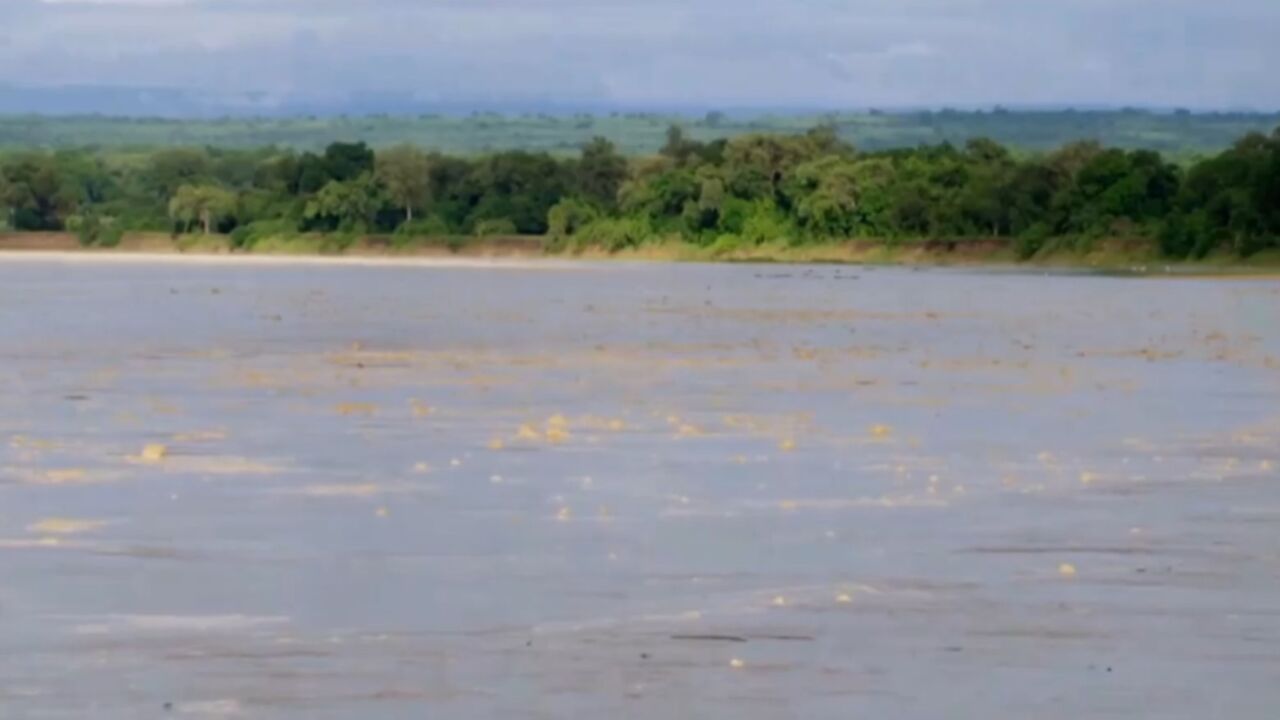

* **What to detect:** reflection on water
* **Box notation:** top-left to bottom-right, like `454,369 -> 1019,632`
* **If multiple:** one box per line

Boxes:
1,258 -> 1278,718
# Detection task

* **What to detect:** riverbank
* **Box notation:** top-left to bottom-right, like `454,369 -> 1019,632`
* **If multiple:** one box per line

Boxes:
2,232 -> 1278,275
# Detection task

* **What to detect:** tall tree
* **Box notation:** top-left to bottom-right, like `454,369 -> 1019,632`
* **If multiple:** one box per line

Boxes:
169,184 -> 236,235
145,148 -> 211,201
375,145 -> 431,223
304,176 -> 381,232
0,169 -> 11,229
3,153 -> 78,230
324,142 -> 376,183
575,137 -> 628,210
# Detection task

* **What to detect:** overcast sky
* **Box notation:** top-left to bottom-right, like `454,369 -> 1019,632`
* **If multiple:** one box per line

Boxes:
0,0 -> 1276,110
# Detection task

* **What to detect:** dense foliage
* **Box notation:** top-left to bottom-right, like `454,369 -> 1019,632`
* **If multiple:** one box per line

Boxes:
2,125 -> 1278,259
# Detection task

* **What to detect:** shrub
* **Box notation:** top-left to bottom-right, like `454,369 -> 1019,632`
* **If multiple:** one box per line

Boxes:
396,214 -> 453,237
740,201 -> 795,245
474,218 -> 518,237
228,219 -> 297,251
1015,222 -> 1053,259
69,213 -> 124,248
707,233 -> 745,257
546,198 -> 599,240
572,217 -> 651,252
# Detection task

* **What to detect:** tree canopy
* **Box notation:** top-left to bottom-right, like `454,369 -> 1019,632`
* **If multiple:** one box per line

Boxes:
2,125 -> 1277,260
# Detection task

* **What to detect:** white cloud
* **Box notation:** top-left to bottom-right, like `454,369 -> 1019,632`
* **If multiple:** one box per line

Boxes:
0,0 -> 1277,109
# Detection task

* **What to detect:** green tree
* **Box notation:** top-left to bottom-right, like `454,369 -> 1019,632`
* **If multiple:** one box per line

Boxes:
376,145 -> 431,223
661,125 -> 696,165
575,137 -> 628,209
145,148 -> 211,201
547,198 -> 599,239
169,184 -> 237,235
786,156 -> 861,238
2,153 -> 78,230
296,152 -> 332,195
463,151 -> 569,234
324,142 -> 376,183
0,169 -> 12,230
304,175 -> 381,232
723,131 -> 848,201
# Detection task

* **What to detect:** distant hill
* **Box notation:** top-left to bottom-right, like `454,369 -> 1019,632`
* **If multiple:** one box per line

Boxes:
0,88 -> 1276,156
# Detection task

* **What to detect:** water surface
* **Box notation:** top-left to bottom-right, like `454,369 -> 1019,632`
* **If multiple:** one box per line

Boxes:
1,258 -> 1278,718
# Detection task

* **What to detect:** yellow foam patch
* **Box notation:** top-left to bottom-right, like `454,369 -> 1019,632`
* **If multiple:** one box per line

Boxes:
296,484 -> 382,498
40,469 -> 89,485
26,518 -> 106,535
676,424 -> 703,438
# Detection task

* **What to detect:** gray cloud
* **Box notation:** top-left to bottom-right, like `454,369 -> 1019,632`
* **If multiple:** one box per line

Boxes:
1,0 -> 1277,110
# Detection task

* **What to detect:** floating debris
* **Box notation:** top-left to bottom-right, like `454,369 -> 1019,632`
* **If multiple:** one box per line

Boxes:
517,424 -> 542,441
171,430 -> 227,443
11,436 -> 60,451
335,403 -> 378,416
556,507 -> 572,522
488,437 -> 506,451
778,438 -> 796,452
729,658 -> 746,669
140,444 -> 169,463
1059,563 -> 1078,578
38,469 -> 90,485
870,424 -> 893,440
27,518 -> 106,535
836,593 -> 854,604
677,424 -> 703,438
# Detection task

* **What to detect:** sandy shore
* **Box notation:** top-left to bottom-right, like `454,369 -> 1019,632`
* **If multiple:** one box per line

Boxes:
0,249 -> 587,270
2,246 -> 1277,278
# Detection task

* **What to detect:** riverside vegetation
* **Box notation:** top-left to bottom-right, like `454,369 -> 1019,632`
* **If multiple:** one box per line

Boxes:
1,123 -> 1278,265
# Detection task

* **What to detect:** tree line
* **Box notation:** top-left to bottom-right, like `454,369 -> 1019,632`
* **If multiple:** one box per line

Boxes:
1,124 -> 1277,258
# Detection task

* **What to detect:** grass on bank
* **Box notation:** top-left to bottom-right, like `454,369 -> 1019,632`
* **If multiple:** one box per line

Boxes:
3,229 -> 1279,274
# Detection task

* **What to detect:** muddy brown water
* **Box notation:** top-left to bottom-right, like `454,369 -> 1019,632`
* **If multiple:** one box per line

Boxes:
1,257 -> 1278,718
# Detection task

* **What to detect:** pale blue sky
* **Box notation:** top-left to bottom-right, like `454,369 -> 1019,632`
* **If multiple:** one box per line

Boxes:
1,0 -> 1276,109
